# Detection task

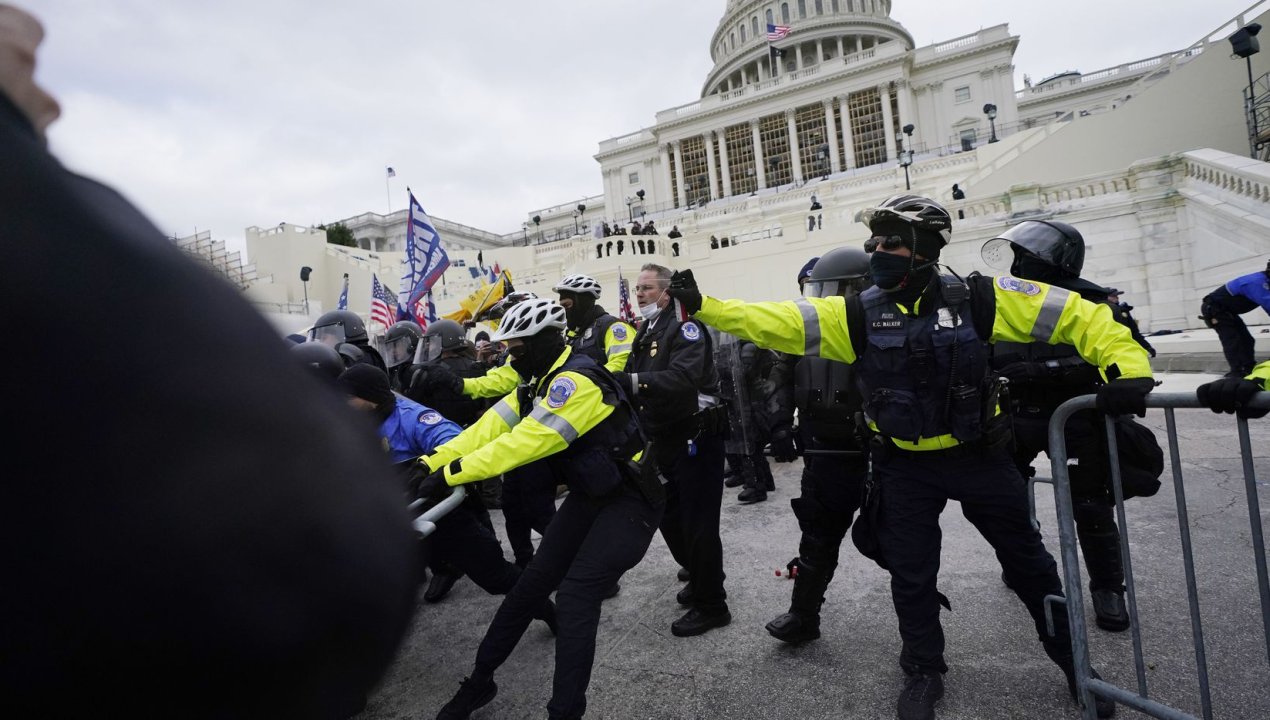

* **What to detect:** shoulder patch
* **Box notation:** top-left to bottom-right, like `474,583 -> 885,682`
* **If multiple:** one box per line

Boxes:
996,275 -> 1041,296
419,410 -> 443,425
611,324 -> 628,341
680,322 -> 702,342
546,376 -> 578,409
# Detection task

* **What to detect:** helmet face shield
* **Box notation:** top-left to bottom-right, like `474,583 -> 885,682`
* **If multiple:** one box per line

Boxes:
308,322 -> 347,348
804,276 -> 871,299
416,334 -> 446,363
980,238 -> 1014,272
381,334 -> 414,368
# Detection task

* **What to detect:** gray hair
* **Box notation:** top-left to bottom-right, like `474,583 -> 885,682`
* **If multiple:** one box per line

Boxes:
641,263 -> 673,288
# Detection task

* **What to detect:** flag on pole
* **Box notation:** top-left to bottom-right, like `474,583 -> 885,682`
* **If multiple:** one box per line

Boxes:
399,191 -> 451,319
336,273 -> 349,310
370,273 -> 397,330
617,269 -> 635,323
766,23 -> 791,40
411,290 -> 437,330
386,166 -> 396,178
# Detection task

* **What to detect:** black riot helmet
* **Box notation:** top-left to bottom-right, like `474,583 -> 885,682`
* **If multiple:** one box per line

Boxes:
308,309 -> 369,348
804,247 -> 872,298
981,220 -> 1086,278
416,319 -> 468,363
381,320 -> 423,369
290,341 -> 344,383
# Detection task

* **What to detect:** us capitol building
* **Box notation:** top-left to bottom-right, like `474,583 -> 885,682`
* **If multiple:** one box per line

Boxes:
216,1 -> 1269,351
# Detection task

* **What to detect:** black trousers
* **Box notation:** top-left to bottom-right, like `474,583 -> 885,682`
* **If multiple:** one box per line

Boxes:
658,433 -> 728,612
791,440 -> 868,571
471,485 -> 660,719
876,448 -> 1070,674
1012,410 -> 1124,590
1203,300 -> 1256,375
502,461 -> 559,566
424,498 -> 520,595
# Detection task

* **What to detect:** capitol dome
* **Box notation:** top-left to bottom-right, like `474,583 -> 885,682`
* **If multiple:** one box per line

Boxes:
704,0 -> 913,97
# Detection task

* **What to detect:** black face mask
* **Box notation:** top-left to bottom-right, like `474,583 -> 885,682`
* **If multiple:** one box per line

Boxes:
561,293 -> 596,330
509,332 -> 565,381
1011,253 -> 1066,284
869,252 -> 916,291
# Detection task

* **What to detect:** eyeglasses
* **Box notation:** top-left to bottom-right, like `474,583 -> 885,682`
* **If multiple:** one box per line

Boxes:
865,235 -> 907,253
634,284 -> 661,292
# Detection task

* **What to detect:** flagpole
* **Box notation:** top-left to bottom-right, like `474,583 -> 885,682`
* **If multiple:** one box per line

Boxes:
386,171 -> 392,214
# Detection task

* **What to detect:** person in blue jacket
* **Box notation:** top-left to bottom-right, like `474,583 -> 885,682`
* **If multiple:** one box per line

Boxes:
1201,260 -> 1270,377
337,365 -> 557,633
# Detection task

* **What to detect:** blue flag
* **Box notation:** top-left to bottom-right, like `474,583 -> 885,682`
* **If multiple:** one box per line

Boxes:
399,192 -> 450,315
336,273 -> 349,310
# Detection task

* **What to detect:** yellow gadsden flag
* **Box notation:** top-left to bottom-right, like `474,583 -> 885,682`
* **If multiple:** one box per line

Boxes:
443,270 -> 513,325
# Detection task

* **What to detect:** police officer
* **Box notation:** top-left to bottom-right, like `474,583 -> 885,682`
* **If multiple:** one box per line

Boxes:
716,332 -> 779,504
670,194 -> 1150,719
308,308 -> 387,372
615,263 -> 732,637
1200,259 -> 1270,377
982,219 -> 1155,633
406,318 -> 498,601
1197,360 -> 1270,417
336,364 -> 557,634
415,299 -> 662,720
765,248 -> 873,644
290,340 -> 346,386
381,319 -> 424,392
553,273 -> 636,373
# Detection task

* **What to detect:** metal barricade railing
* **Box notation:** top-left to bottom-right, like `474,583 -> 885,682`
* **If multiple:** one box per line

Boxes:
1047,392 -> 1270,720
407,485 -> 467,537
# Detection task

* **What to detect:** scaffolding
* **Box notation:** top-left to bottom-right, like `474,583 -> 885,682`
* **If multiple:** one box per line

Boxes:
173,230 -> 258,290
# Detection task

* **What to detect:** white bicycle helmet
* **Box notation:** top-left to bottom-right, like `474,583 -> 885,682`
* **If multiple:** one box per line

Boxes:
490,298 -> 567,341
552,273 -> 602,298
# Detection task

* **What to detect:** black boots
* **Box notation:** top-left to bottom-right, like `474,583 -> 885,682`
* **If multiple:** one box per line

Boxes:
738,456 -> 775,503
896,671 -> 944,720
1091,588 -> 1130,632
671,607 -> 732,637
436,676 -> 497,720
766,558 -> 830,644
1063,666 -> 1116,718
425,567 -> 462,603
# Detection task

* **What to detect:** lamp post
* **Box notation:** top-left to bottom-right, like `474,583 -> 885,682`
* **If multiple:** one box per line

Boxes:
625,197 -> 633,222
532,214 -> 541,244
572,210 -> 580,236
898,124 -> 915,190
521,222 -> 529,246
983,103 -> 999,143
299,266 -> 312,315
818,143 -> 830,179
1230,22 -> 1263,158
577,202 -> 587,235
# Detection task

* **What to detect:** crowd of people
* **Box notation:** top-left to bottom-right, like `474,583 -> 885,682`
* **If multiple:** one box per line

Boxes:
8,5 -> 1270,718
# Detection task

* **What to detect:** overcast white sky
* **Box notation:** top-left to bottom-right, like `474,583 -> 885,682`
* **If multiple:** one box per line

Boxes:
33,0 -> 1261,252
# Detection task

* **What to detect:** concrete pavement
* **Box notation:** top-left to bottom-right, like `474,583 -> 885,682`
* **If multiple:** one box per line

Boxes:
360,377 -> 1270,720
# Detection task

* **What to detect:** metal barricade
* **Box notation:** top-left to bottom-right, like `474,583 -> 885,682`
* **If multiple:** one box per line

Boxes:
407,485 -> 467,537
1048,392 -> 1270,720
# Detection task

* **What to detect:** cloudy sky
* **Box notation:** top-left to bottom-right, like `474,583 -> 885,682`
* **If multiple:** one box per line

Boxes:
34,0 -> 1259,254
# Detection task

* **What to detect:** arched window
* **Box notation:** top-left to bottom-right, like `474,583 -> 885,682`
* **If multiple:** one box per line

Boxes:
740,24 -> 747,42
752,16 -> 759,37
781,3 -> 790,23
832,0 -> 839,11
798,0 -> 807,19
815,0 -> 824,14
766,8 -> 774,25
730,32 -> 735,50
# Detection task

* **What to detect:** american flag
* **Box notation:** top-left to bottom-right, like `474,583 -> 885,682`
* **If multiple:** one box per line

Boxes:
370,273 -> 397,330
617,273 -> 635,323
767,23 -> 791,41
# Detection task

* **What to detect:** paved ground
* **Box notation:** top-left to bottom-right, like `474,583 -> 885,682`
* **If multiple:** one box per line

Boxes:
360,373 -> 1270,720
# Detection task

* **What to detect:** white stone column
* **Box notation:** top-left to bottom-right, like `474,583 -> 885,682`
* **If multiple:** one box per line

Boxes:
751,120 -> 767,190
795,43 -> 803,71
823,99 -> 841,174
929,81 -> 946,148
815,39 -> 823,64
880,83 -> 897,162
719,129 -> 733,197
837,36 -> 844,59
895,78 -> 914,145
840,94 -> 856,169
658,144 -> 673,205
854,35 -> 861,53
704,132 -> 720,200
672,141 -> 687,208
786,109 -> 803,183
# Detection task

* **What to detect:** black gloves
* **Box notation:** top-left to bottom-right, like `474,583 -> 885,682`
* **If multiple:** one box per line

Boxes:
612,371 -> 636,395
414,468 -> 449,501
667,269 -> 702,316
769,425 -> 798,463
426,363 -> 465,396
1197,377 -> 1269,419
1095,377 -> 1155,418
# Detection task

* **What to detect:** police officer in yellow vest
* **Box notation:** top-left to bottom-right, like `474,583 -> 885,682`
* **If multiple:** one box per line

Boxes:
668,195 -> 1149,720
414,299 -> 662,720
553,273 -> 636,373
